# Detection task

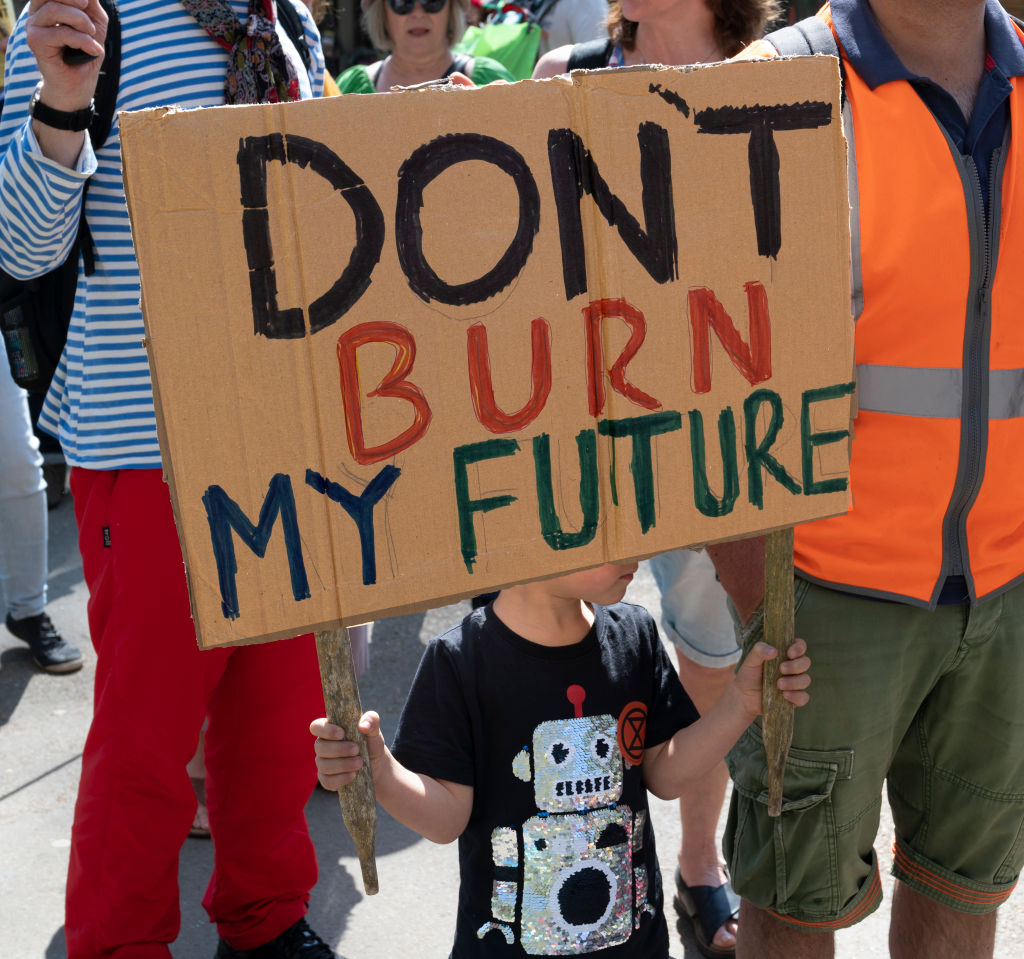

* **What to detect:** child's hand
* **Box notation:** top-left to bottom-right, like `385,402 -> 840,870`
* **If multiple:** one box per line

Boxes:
733,638 -> 811,719
310,712 -> 387,790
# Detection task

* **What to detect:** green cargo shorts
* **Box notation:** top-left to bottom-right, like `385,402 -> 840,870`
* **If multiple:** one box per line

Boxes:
723,578 -> 1024,928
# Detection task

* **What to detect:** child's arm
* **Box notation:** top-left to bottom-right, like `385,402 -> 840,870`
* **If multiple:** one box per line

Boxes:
642,639 -> 810,800
311,713 -> 473,845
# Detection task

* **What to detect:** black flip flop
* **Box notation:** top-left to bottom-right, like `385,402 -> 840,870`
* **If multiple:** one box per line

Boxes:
673,867 -> 740,959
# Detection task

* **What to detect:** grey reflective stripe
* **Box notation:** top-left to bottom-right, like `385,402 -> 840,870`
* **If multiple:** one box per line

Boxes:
856,365 -> 962,418
993,368 -> 1024,418
857,365 -> 1024,419
845,98 -> 863,322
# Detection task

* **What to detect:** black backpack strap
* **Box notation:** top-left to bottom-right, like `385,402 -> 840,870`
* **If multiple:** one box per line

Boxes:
78,0 -> 120,277
90,0 -> 121,150
764,15 -> 838,58
276,0 -> 312,71
566,38 -> 613,71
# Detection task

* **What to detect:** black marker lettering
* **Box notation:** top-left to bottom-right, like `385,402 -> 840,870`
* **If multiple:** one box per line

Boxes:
694,101 -> 832,259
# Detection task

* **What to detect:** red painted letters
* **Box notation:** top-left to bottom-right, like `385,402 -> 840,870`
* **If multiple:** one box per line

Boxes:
583,297 -> 662,417
688,281 -> 772,393
336,321 -> 433,465
467,318 -> 553,433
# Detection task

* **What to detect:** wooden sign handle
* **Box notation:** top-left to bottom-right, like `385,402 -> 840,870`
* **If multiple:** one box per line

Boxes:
314,628 -> 380,895
762,528 -> 795,817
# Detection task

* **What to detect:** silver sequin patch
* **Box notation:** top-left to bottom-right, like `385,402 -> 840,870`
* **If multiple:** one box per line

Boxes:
491,826 -> 518,866
519,805 -> 633,954
531,715 -> 622,814
632,810 -> 646,853
492,880 -> 517,923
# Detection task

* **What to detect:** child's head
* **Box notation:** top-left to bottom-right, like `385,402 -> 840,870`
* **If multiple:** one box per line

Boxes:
522,561 -> 640,607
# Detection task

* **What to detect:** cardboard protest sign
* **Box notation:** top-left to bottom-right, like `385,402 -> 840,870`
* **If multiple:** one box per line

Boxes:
120,56 -> 854,649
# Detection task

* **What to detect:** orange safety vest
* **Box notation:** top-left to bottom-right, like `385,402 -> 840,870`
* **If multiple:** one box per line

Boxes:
747,8 -> 1024,605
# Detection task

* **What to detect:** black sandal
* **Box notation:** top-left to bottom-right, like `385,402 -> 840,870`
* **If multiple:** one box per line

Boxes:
673,867 -> 740,959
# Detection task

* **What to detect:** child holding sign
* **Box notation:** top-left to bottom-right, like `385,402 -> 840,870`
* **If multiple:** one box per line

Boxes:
311,562 -> 810,957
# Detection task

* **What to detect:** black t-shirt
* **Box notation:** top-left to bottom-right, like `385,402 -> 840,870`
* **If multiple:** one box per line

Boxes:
392,601 -> 699,958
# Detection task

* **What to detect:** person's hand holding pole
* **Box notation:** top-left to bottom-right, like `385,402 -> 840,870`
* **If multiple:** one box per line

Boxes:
314,628 -> 379,895
762,528 -> 795,816
707,531 -> 795,816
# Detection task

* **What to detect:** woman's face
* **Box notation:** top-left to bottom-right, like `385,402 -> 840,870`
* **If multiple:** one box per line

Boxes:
385,0 -> 451,62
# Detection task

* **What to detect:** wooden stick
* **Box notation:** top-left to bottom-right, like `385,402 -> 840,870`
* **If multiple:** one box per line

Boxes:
762,528 -> 795,817
314,628 -> 379,895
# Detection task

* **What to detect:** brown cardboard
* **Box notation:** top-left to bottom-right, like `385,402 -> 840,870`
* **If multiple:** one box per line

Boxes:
119,56 -> 854,649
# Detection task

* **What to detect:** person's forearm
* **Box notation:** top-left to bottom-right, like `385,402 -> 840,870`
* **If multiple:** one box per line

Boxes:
706,535 -> 766,625
372,750 -> 470,844
643,685 -> 755,800
33,121 -> 89,170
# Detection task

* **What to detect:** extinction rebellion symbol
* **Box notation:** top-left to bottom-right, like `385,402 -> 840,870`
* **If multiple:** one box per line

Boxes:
617,701 -> 648,767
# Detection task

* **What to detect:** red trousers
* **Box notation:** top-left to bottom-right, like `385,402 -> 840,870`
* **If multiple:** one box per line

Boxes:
66,468 -> 325,957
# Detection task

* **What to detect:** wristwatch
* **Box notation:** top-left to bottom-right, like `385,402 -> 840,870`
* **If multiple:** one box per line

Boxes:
28,81 -> 95,132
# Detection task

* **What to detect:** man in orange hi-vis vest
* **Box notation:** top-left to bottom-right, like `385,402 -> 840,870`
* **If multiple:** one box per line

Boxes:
709,2 -> 1024,958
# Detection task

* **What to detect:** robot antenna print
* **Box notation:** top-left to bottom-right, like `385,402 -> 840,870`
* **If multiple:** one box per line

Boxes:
617,702 -> 648,767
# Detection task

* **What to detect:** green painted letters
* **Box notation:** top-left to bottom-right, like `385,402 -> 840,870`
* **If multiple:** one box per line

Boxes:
533,430 -> 599,550
453,439 -> 520,573
599,411 -> 682,533
689,408 -> 739,517
743,389 -> 800,508
801,382 -> 854,495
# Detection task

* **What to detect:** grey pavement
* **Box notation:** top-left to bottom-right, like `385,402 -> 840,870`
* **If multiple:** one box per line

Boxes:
1,491 -> 1021,957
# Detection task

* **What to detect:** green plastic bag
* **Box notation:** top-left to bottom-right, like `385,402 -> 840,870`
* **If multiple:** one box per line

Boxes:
454,21 -> 542,81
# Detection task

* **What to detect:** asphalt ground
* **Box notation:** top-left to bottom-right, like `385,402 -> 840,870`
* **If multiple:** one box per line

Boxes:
1,490 -> 1022,957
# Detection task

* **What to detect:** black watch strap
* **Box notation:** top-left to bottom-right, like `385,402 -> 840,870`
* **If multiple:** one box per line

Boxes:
29,82 -> 96,132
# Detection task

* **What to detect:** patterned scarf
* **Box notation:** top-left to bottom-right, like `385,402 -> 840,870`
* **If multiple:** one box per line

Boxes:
178,0 -> 300,104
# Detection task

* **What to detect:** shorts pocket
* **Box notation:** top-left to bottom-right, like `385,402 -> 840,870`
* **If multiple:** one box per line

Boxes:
725,723 -> 855,919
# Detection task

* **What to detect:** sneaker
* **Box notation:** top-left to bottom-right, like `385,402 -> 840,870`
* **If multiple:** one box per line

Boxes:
5,612 -> 83,674
214,919 -> 337,958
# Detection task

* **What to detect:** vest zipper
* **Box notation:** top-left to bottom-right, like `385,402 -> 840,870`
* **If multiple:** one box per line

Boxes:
937,140 -> 1007,600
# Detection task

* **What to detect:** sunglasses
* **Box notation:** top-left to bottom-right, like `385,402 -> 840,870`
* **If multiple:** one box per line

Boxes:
387,0 -> 447,13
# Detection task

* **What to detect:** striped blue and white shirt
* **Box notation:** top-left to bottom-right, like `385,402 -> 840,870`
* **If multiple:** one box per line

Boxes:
0,0 -> 325,469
